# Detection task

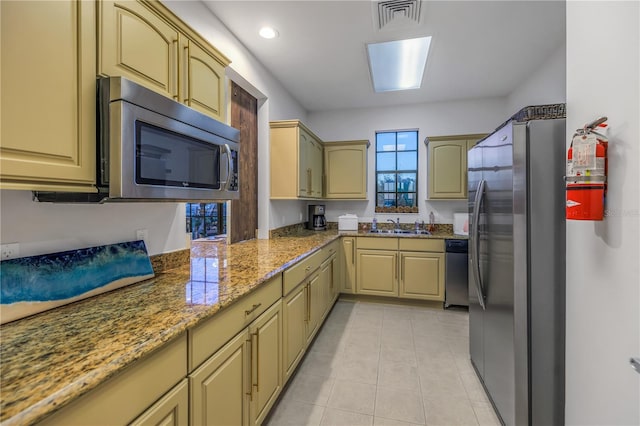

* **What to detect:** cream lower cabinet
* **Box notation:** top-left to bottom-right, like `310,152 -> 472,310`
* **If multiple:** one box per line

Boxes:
399,252 -> 445,301
190,301 -> 282,426
356,249 -> 398,296
282,271 -> 322,383
356,237 -> 399,297
351,237 -> 446,302
282,242 -> 339,384
248,301 -> 283,426
321,248 -> 340,310
190,328 -> 250,426
282,281 -> 308,382
399,239 -> 445,301
306,272 -> 324,344
0,0 -> 96,191
341,237 -> 356,294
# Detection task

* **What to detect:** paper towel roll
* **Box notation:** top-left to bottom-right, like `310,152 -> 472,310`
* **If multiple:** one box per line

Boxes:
453,213 -> 469,236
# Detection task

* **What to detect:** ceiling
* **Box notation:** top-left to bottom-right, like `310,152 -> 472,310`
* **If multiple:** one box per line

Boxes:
202,0 -> 566,113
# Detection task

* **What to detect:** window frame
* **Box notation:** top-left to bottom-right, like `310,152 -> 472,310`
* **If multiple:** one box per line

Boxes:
186,202 -> 226,239
374,129 -> 419,213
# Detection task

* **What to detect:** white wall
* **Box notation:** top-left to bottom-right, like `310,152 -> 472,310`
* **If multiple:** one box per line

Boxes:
307,97 -> 506,225
0,190 -> 186,257
565,2 -> 639,425
506,43 -> 567,115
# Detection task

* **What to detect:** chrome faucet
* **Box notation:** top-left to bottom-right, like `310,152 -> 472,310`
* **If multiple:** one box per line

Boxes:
387,218 -> 401,231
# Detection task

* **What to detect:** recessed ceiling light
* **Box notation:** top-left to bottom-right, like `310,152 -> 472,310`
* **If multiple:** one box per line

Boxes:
259,26 -> 279,39
367,36 -> 432,92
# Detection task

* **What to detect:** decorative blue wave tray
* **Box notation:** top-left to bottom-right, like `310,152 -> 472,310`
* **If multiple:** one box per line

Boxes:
0,240 -> 154,324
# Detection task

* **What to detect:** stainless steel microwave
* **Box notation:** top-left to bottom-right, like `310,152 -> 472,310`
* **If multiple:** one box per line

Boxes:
35,76 -> 239,203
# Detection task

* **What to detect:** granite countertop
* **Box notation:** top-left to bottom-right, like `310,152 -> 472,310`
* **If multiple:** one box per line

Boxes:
0,231 -> 338,426
0,229 -> 463,425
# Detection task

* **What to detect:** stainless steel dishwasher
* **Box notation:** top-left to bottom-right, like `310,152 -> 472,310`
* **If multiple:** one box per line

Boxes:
444,239 -> 469,308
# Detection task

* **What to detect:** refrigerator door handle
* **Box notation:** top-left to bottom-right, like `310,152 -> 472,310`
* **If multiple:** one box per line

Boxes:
471,179 -> 486,310
631,357 -> 640,374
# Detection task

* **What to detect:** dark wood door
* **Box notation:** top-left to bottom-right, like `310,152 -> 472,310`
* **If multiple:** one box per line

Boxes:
230,81 -> 258,243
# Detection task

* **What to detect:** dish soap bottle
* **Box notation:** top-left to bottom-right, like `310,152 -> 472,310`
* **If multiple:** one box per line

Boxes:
371,218 -> 377,231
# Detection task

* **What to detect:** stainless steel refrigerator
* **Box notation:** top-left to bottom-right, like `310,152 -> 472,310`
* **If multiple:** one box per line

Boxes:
468,113 -> 566,426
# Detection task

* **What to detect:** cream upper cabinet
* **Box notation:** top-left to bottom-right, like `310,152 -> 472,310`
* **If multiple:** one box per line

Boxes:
324,140 -> 369,199
99,0 -> 179,99
427,139 -> 467,199
0,0 -> 96,192
99,0 -> 229,122
309,137 -> 324,197
182,39 -> 226,121
427,134 -> 485,199
298,127 -> 312,197
270,120 -> 324,199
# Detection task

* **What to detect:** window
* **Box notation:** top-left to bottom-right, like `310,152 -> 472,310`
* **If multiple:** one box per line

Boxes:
186,203 -> 226,239
375,130 -> 419,213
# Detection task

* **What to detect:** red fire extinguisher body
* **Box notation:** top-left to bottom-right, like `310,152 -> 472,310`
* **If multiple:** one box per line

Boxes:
566,128 -> 608,221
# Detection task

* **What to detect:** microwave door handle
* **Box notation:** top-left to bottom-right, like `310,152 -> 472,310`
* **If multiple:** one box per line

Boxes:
223,144 -> 234,191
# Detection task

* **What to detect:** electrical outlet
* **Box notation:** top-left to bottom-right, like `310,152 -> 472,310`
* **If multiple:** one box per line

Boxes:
1,243 -> 20,260
136,229 -> 149,245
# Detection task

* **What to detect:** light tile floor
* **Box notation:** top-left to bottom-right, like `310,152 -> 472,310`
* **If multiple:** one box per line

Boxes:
266,299 -> 502,426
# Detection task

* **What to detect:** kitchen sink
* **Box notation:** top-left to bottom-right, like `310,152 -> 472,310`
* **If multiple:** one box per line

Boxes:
368,229 -> 430,235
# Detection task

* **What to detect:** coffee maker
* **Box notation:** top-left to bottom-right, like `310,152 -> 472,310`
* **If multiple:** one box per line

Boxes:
307,205 -> 327,231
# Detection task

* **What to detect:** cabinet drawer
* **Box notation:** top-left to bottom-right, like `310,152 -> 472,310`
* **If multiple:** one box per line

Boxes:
322,240 -> 340,260
189,275 -> 282,371
399,238 -> 444,252
283,250 -> 322,296
357,237 -> 398,250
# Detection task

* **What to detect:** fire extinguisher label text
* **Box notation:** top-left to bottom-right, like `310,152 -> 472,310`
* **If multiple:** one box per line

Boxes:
572,134 -> 597,170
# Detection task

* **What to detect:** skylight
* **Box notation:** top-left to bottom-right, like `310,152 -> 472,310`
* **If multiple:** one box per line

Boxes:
367,37 -> 432,92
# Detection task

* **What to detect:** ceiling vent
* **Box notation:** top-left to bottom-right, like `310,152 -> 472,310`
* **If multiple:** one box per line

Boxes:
373,0 -> 423,30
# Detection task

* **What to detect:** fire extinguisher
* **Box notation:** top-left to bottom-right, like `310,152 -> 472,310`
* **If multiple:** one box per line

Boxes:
566,116 -> 608,220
